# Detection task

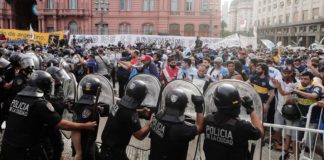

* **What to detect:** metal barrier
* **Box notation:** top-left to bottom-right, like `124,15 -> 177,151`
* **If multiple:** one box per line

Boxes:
263,103 -> 324,160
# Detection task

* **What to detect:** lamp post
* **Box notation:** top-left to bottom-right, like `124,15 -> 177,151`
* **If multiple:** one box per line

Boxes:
95,0 -> 109,35
204,2 -> 218,37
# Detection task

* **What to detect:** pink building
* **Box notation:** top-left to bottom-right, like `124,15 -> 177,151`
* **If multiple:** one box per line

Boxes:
0,0 -> 221,37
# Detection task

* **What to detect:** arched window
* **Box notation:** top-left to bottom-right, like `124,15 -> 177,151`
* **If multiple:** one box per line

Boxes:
119,23 -> 131,34
199,24 -> 209,37
69,0 -> 78,9
142,24 -> 154,34
68,21 -> 78,34
184,24 -> 194,36
169,23 -> 180,35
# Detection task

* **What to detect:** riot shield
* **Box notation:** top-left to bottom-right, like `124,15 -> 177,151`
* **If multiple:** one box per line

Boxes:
158,80 -> 204,121
201,79 -> 263,160
24,52 -> 41,70
126,74 -> 161,109
77,74 -> 114,143
157,80 -> 205,159
61,72 -> 78,139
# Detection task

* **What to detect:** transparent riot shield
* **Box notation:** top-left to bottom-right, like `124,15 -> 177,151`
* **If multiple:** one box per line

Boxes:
157,80 -> 205,159
158,80 -> 204,121
61,72 -> 78,139
77,74 -> 115,143
126,74 -> 161,109
201,79 -> 263,160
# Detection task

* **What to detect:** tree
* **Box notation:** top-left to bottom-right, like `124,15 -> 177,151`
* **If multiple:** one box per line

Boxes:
220,20 -> 231,37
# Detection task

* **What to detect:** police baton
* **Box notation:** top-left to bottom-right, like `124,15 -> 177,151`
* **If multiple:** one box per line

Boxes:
93,86 -> 102,120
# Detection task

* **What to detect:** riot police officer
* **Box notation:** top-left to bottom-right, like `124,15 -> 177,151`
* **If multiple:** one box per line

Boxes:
41,66 -> 71,160
72,76 -> 109,160
0,57 -> 10,127
203,84 -> 264,160
100,80 -> 151,160
0,70 -> 96,160
149,88 -> 204,160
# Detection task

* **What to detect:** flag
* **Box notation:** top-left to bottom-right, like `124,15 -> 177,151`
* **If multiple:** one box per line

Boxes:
29,24 -> 34,40
239,20 -> 247,28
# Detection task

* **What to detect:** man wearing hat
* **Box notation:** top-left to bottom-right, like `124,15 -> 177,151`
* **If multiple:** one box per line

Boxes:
142,55 -> 159,78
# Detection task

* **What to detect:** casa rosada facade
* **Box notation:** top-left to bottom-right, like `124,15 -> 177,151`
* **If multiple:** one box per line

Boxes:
0,0 -> 221,37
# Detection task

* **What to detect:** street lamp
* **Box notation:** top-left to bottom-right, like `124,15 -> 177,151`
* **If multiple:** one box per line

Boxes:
95,0 -> 109,35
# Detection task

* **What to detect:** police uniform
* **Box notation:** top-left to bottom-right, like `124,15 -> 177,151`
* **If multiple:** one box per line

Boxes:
100,102 -> 141,160
149,116 -> 197,160
204,83 -> 262,160
0,86 -> 62,160
72,95 -> 100,160
203,112 -> 261,160
100,80 -> 148,160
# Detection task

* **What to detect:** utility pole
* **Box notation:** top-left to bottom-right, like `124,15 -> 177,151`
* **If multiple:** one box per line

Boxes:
95,0 -> 109,35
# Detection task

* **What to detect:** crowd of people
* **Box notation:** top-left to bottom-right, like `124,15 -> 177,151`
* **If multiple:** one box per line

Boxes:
0,35 -> 323,160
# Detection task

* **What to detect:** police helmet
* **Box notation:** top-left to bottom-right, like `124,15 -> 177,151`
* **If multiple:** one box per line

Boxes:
0,57 -> 10,69
213,83 -> 241,115
0,48 -> 8,57
46,66 -> 70,85
20,57 -> 35,71
9,54 -> 21,68
281,104 -> 301,121
29,70 -> 54,95
119,80 -> 148,109
80,76 -> 101,96
158,88 -> 188,122
47,59 -> 59,67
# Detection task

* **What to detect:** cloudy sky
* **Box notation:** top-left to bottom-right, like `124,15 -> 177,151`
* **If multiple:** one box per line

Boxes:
221,0 -> 233,6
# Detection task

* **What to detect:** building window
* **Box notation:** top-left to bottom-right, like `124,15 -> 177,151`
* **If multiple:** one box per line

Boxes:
95,24 -> 109,35
273,3 -> 277,9
68,21 -> 78,34
273,16 -> 276,24
184,24 -> 194,36
295,0 -> 299,4
267,17 -> 270,25
287,0 -> 291,6
302,10 -> 308,21
69,0 -> 77,9
185,0 -> 194,11
143,0 -> 154,11
285,14 -> 290,23
198,24 -> 209,37
312,8 -> 319,19
119,23 -> 131,34
279,15 -> 283,24
169,23 -> 180,35
293,12 -> 298,22
279,1 -> 284,8
142,24 -> 154,34
201,0 -> 208,12
47,0 -> 54,9
120,0 -> 131,11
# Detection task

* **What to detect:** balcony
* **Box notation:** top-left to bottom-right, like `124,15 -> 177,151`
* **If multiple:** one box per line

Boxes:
41,9 -> 57,15
58,9 -> 90,16
184,11 -> 195,16
200,12 -> 209,16
170,11 -> 180,15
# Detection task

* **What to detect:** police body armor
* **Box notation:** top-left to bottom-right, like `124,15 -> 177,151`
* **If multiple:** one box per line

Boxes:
156,80 -> 204,160
203,80 -> 263,160
75,74 -> 114,160
1,86 -> 51,160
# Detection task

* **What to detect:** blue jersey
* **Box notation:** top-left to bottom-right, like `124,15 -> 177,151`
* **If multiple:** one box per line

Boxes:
250,75 -> 273,103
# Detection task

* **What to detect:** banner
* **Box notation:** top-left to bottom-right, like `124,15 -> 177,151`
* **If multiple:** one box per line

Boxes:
0,29 -> 64,45
68,34 -> 244,49
261,39 -> 275,51
240,35 -> 257,50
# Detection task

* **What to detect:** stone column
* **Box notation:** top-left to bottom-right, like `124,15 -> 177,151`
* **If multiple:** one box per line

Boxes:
42,17 -> 45,32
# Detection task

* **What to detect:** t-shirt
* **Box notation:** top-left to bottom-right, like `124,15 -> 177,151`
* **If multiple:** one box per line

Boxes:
149,116 -> 197,160
250,75 -> 274,103
296,84 -> 322,123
